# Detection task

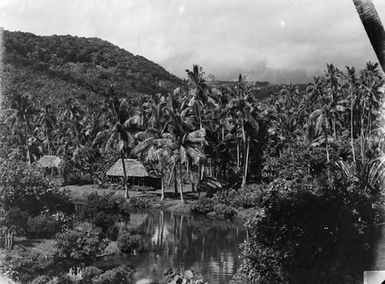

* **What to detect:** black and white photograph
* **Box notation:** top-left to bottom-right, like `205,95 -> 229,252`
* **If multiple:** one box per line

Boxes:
1,0 -> 385,283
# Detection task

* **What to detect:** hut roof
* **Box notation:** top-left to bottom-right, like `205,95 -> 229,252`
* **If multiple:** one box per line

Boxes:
106,159 -> 148,177
36,155 -> 62,168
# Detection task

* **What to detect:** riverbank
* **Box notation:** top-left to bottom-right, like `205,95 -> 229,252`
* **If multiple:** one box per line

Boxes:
61,184 -> 257,223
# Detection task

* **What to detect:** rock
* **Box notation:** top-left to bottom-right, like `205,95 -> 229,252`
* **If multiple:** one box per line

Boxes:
184,270 -> 193,280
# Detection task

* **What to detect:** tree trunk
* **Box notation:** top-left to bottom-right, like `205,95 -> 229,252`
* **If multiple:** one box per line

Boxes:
241,137 -> 250,190
236,141 -> 240,170
24,123 -> 31,164
178,158 -> 185,203
360,114 -> 365,165
161,175 -> 165,201
174,166 -> 178,195
120,151 -> 129,199
353,0 -> 385,72
323,117 -> 331,179
351,94 -> 356,166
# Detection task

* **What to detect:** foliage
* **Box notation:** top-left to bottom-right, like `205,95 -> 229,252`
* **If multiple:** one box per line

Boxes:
31,275 -> 51,284
77,193 -> 130,237
163,268 -> 207,284
2,30 -> 385,281
213,204 -> 237,218
55,222 -> 108,271
214,184 -> 266,209
3,207 -> 29,235
190,197 -> 215,214
239,189 -> 373,283
3,30 -> 181,101
0,160 -> 74,216
91,265 -> 134,284
1,252 -> 61,284
27,214 -> 59,239
117,233 -> 146,254
82,266 -> 103,284
126,196 -> 151,211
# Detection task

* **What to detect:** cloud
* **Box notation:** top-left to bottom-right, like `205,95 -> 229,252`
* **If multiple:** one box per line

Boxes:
1,0 -> 385,83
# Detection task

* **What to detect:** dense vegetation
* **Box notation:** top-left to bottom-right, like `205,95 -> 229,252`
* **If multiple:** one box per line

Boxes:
1,30 -> 385,283
3,30 -> 181,98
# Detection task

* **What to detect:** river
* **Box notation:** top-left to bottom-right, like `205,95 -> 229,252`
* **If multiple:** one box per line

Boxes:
98,210 -> 246,284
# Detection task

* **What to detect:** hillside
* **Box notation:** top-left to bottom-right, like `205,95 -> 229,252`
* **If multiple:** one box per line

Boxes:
1,30 -> 182,107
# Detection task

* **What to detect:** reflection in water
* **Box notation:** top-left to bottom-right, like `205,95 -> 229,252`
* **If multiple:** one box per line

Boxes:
105,210 -> 245,284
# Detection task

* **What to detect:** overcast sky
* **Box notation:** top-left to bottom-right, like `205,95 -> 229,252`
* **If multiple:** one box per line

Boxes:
1,0 -> 385,83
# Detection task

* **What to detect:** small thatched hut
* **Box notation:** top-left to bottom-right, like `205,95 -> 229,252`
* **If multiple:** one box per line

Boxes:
36,155 -> 62,175
106,159 -> 160,188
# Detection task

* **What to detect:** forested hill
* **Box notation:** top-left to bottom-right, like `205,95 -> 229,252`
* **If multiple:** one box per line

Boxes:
2,30 -> 182,107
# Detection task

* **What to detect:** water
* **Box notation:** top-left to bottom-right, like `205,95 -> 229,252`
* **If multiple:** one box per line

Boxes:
100,210 -> 246,284
95,210 -> 384,284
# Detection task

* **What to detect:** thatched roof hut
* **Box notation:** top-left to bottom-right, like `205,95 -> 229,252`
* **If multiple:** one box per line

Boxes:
106,159 -> 148,177
36,155 -> 62,168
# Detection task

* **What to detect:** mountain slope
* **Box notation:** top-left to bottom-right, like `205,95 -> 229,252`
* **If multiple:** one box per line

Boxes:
1,30 -> 182,107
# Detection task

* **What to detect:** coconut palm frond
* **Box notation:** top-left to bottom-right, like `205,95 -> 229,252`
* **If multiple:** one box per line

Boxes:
367,155 -> 385,187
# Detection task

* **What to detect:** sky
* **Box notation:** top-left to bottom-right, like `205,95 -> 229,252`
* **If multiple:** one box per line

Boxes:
1,0 -> 385,84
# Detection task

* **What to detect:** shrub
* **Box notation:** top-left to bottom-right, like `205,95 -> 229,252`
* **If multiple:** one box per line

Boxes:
27,215 -> 58,239
77,193 -> 130,237
1,252 -> 59,284
4,207 -> 29,235
55,222 -> 108,272
239,189 -> 372,283
214,184 -> 265,209
213,204 -> 237,218
82,266 -> 103,284
46,276 -> 72,284
0,160 -> 74,216
126,196 -> 150,211
190,197 -> 215,214
91,265 -> 134,284
31,275 -> 50,284
117,233 -> 146,254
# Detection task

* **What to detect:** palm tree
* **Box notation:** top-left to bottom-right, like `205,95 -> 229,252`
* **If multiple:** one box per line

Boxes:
164,93 -> 207,202
226,74 -> 260,189
4,93 -> 40,164
345,66 -> 358,166
131,135 -> 175,201
38,104 -> 57,155
353,0 -> 385,72
93,97 -> 139,198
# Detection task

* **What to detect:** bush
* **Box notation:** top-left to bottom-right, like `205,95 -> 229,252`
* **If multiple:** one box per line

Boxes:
4,207 -> 29,235
82,266 -> 103,284
214,184 -> 265,209
55,222 -> 108,271
1,252 -> 59,284
213,204 -> 237,218
126,196 -> 150,211
190,197 -> 215,214
31,275 -> 50,284
77,193 -> 130,238
0,160 -> 74,216
117,233 -> 146,254
46,276 -> 72,284
239,189 -> 373,283
91,265 -> 134,284
27,215 -> 58,239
